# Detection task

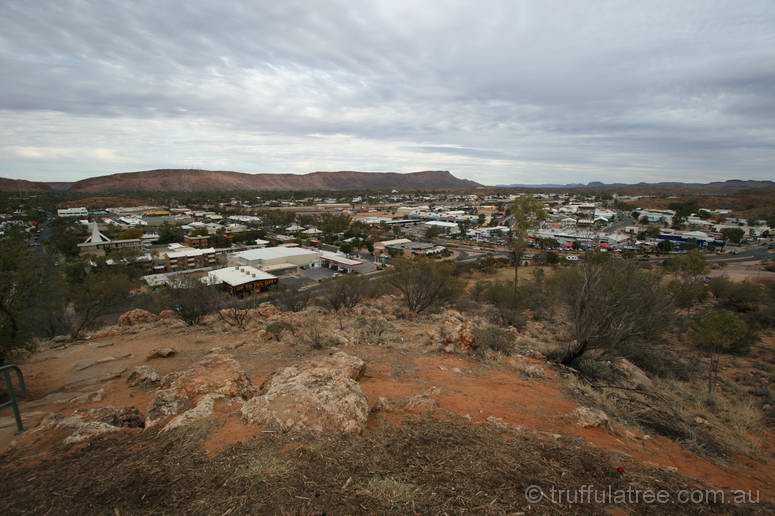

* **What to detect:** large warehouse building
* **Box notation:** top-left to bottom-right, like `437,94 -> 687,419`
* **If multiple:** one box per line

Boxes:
232,246 -> 320,275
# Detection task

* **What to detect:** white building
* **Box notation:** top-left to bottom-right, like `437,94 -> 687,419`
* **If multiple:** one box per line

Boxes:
232,246 -> 320,275
425,220 -> 460,235
57,207 -> 88,218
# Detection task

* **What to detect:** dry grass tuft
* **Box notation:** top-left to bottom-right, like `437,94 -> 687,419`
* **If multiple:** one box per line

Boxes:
365,477 -> 419,506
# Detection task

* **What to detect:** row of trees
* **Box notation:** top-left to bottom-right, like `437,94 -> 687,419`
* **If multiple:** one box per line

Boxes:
0,239 -> 136,363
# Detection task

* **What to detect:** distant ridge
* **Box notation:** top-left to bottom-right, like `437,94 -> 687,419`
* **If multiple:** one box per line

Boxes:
0,169 -> 481,192
496,179 -> 775,194
0,177 -> 51,192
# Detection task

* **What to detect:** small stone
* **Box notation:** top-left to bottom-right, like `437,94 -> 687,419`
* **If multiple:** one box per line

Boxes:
127,366 -> 161,388
147,347 -> 177,360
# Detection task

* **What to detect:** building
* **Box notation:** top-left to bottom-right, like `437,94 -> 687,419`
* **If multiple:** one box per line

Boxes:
233,246 -> 320,275
163,247 -> 217,271
467,226 -> 509,241
635,209 -> 675,225
315,203 -> 351,210
424,220 -> 460,235
57,207 -> 88,218
373,238 -> 411,257
78,223 -> 143,256
319,251 -> 364,273
184,235 -> 211,248
207,266 -> 278,296
386,241 -> 446,257
657,229 -> 725,248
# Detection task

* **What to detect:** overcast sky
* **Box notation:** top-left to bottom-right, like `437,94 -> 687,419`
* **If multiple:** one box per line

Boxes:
1,1 -> 774,185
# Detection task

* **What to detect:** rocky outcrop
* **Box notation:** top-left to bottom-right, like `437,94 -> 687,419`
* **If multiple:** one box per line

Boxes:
163,394 -> 224,432
39,407 -> 144,444
611,358 -> 653,390
118,309 -> 159,326
127,365 -> 161,388
572,407 -> 611,430
145,354 -> 255,427
255,303 -> 281,319
147,347 -> 177,360
435,310 -> 475,353
241,352 -> 368,434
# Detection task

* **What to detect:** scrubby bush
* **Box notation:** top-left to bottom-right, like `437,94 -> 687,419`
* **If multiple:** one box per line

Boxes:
355,317 -> 392,346
167,275 -> 226,326
388,258 -> 463,313
265,320 -> 294,341
708,277 -> 763,313
472,324 -> 514,357
318,275 -> 372,312
272,285 -> 311,312
552,255 -> 673,366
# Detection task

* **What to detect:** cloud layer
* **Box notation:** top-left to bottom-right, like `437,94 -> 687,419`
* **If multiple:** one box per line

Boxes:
1,0 -> 773,184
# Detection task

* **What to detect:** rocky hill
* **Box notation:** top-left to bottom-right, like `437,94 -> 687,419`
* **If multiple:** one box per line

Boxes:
0,177 -> 51,192
1,296 -> 773,514
0,169 -> 481,192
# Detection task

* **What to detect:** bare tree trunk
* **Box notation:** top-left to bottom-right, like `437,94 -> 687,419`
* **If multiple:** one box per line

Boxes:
513,259 -> 519,293
707,351 -> 720,402
561,340 -> 588,366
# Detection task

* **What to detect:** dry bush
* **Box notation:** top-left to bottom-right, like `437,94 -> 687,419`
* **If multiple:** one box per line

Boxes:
297,315 -> 334,349
472,324 -> 515,358
568,374 -> 766,459
265,321 -> 294,341
355,316 -> 393,346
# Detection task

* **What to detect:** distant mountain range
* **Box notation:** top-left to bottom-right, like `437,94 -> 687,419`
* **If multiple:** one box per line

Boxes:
496,179 -> 775,193
2,170 -> 772,194
0,169 -> 481,193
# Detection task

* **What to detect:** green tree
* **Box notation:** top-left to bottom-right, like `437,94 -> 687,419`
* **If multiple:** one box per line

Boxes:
70,271 -> 132,339
509,195 -> 545,291
388,258 -> 463,313
656,240 -> 674,253
0,242 -> 65,362
554,255 -> 673,366
690,310 -> 755,401
721,227 -> 745,244
118,227 -> 144,240
158,223 -> 183,244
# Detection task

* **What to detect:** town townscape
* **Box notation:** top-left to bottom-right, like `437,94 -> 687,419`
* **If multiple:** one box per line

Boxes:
1,178 -> 775,514
2,1 -> 775,514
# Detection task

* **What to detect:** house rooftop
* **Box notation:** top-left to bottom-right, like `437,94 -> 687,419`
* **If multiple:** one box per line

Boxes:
208,266 -> 276,287
235,247 -> 320,261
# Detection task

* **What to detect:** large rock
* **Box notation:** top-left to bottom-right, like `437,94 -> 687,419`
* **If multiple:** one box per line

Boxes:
256,303 -> 281,319
612,358 -> 654,389
572,406 -> 611,430
435,309 -> 475,353
241,352 -> 368,434
147,347 -> 177,360
145,354 -> 255,427
163,394 -> 224,432
39,407 -> 144,444
127,365 -> 161,388
118,309 -> 159,326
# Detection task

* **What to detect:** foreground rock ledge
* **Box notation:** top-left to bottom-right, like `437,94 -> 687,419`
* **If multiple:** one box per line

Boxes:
241,351 -> 368,434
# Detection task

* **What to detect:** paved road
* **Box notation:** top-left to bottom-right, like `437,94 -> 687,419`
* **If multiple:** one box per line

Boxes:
707,246 -> 772,263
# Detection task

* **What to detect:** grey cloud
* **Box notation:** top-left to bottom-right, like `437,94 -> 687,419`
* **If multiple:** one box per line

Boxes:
0,0 -> 774,183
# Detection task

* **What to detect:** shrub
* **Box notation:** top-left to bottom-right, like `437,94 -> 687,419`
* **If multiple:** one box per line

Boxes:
272,285 -> 311,312
388,258 -> 463,313
265,321 -> 294,341
355,317 -> 392,346
552,255 -> 673,366
318,275 -> 372,312
472,324 -> 514,357
708,277 -> 763,313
